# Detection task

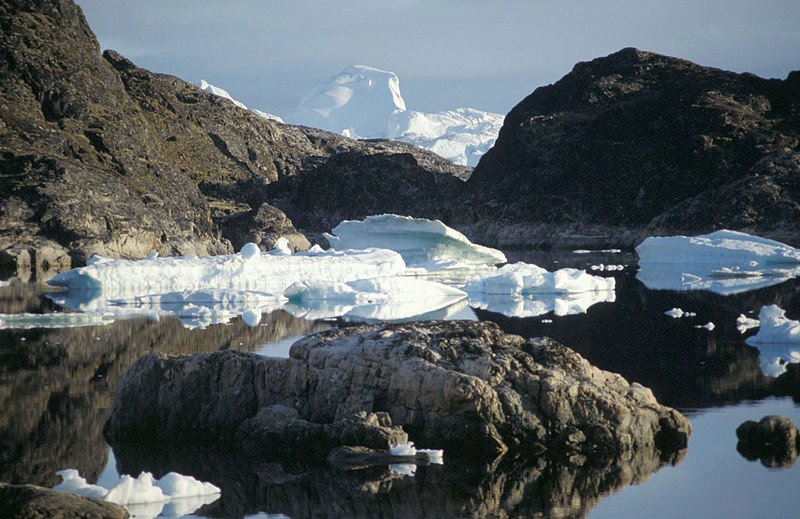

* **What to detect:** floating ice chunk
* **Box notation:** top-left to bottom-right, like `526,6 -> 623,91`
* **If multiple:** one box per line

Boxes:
390,442 -> 417,457
736,314 -> 760,334
324,214 -> 506,267
54,469 -> 108,499
746,305 -> 800,376
0,312 -> 114,329
664,308 -> 696,319
464,262 -> 615,296
54,468 -> 220,516
269,237 -> 293,256
636,230 -> 800,294
694,322 -> 715,331
240,242 -> 261,260
48,247 -> 406,308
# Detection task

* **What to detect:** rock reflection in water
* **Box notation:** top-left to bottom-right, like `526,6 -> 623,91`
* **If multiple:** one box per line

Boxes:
0,303 -> 326,487
479,272 -> 800,409
111,441 -> 684,519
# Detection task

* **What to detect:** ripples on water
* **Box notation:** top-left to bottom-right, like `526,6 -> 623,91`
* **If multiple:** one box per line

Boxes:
0,250 -> 798,518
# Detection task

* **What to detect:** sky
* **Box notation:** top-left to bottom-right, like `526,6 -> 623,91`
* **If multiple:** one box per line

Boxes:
75,0 -> 800,117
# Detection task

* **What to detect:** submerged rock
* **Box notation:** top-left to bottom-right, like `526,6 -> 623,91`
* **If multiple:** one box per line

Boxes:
105,321 -> 690,461
0,482 -> 128,519
736,415 -> 799,467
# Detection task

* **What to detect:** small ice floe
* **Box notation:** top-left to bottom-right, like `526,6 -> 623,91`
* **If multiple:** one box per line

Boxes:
54,468 -> 220,517
464,262 -> 615,296
636,230 -> 800,295
694,322 -> 716,331
745,305 -> 800,376
0,312 -> 115,329
268,237 -> 293,256
541,319 -> 553,324
664,308 -> 696,319
284,277 -> 467,322
467,291 -> 615,319
574,249 -> 622,254
323,214 -> 507,267
389,442 -> 444,464
590,264 -> 625,271
736,314 -> 761,334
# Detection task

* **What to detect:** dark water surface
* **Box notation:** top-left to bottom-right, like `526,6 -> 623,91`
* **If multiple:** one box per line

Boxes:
1,251 -> 799,518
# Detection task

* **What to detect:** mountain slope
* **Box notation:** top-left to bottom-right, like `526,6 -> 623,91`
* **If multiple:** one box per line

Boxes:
465,48 -> 800,247
0,0 -> 465,275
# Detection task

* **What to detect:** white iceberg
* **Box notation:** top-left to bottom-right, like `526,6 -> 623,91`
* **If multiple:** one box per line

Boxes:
464,263 -> 615,295
48,244 -> 406,309
54,468 -> 220,517
664,308 -> 696,319
284,277 -> 468,323
745,305 -> 800,376
636,230 -> 800,294
285,65 -> 502,166
468,291 -> 616,319
200,79 -> 284,122
324,214 -> 506,268
389,442 -> 444,464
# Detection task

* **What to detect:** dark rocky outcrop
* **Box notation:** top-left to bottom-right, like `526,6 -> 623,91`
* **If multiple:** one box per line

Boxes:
0,0 -> 464,270
466,48 -> 800,248
736,415 -> 799,467
0,482 -> 128,519
105,321 -> 691,462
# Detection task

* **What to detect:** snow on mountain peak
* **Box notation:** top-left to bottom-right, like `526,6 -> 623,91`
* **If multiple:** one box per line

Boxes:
285,65 -> 502,167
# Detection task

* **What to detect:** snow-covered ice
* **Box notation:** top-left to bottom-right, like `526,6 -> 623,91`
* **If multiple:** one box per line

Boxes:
54,468 -> 220,518
48,245 -> 406,308
324,214 -> 506,267
285,65 -> 502,166
636,230 -> 800,294
745,305 -> 800,376
463,263 -> 615,295
389,442 -> 444,464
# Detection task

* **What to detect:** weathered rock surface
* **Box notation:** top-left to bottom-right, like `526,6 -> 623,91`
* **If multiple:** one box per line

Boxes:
0,482 -> 128,519
466,47 -> 800,248
736,415 -> 799,467
105,321 -> 690,462
0,0 -> 464,270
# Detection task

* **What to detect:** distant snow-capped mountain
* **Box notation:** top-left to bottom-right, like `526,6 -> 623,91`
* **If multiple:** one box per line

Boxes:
285,65 -> 503,167
199,67 -> 502,167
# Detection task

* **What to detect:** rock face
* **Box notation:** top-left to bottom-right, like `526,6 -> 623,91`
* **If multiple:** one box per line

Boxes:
736,415 -> 799,467
105,321 -> 690,461
0,482 -> 128,519
467,47 -> 800,248
0,0 -> 464,268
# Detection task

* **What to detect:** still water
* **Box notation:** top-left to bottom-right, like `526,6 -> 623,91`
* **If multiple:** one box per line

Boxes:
1,251 -> 798,518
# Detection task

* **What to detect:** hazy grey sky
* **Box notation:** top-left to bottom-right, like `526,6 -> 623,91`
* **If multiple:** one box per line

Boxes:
76,0 -> 799,116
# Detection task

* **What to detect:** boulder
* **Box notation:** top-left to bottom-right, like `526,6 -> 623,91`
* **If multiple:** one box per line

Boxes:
105,321 -> 690,461
0,482 -> 128,519
736,415 -> 799,467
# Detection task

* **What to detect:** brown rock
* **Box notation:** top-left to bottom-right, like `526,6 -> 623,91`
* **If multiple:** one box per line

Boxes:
0,482 -> 128,519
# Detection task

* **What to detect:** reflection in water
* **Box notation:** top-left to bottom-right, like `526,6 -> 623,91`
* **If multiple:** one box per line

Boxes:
478,270 -> 800,409
110,439 -> 683,519
0,301 -> 326,487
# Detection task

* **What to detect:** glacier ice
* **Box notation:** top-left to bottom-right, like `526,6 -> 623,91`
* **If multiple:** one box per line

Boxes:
285,65 -> 502,166
324,214 -> 507,267
745,305 -> 800,377
636,230 -> 800,294
463,262 -> 615,295
54,468 -> 220,518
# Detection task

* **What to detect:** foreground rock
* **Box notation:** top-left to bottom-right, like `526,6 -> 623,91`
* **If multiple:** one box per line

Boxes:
105,321 -> 690,461
0,482 -> 128,519
736,415 -> 799,467
466,47 -> 800,248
